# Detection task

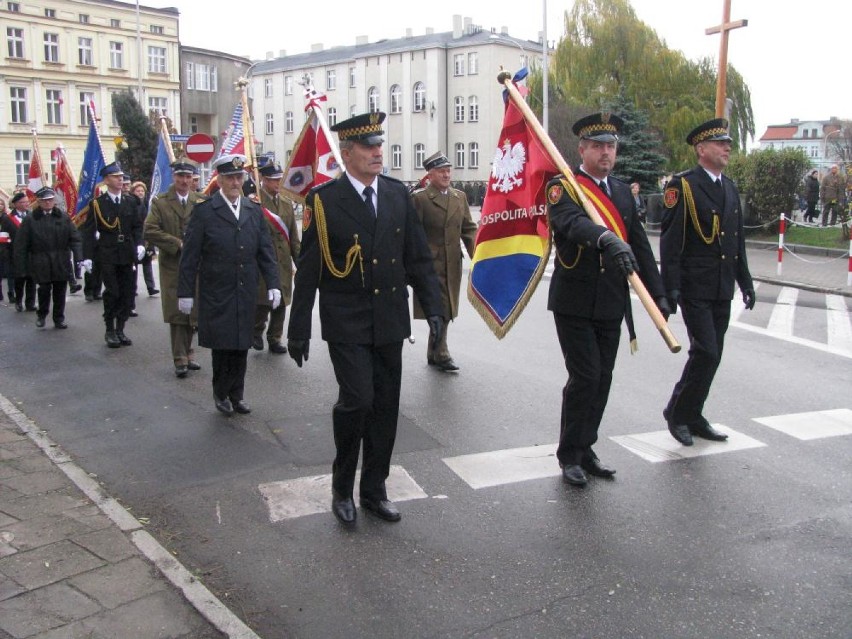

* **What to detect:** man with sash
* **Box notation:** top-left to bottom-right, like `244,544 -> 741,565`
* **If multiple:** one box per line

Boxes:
546,113 -> 668,487
252,159 -> 300,354
3,192 -> 37,311
660,118 -> 754,446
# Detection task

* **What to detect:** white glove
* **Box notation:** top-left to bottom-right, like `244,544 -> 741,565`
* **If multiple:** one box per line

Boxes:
78,259 -> 93,274
136,245 -> 146,261
178,297 -> 193,314
268,288 -> 282,310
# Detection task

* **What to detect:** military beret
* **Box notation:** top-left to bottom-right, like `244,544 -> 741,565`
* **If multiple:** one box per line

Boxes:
331,111 -> 385,145
423,152 -> 451,171
10,191 -> 28,204
572,112 -> 624,142
686,118 -> 732,146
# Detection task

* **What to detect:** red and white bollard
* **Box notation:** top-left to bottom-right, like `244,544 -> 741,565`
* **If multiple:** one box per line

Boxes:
777,213 -> 786,276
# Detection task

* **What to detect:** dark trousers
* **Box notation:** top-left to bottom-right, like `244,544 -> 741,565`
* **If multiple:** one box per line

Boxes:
211,349 -> 248,402
140,254 -> 156,292
327,341 -> 403,501
14,276 -> 36,308
254,303 -> 286,344
805,201 -> 817,222
84,263 -> 102,298
553,313 -> 621,466
666,298 -> 731,425
100,262 -> 135,323
822,201 -> 841,226
37,281 -> 67,323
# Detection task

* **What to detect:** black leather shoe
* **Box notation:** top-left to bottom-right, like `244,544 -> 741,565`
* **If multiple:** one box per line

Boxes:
15,303 -> 23,312
231,399 -> 251,414
186,361 -> 201,371
435,358 -> 460,372
562,464 -> 588,486
214,396 -> 234,416
689,419 -> 728,442
148,288 -> 159,296
116,330 -> 132,346
332,492 -> 357,525
268,341 -> 287,354
360,497 -> 401,522
105,330 -> 121,348
35,316 -> 46,328
25,306 -> 36,312
581,457 -> 616,478
251,335 -> 264,350
84,293 -> 94,302
663,408 -> 694,446
427,357 -> 437,366
175,365 -> 188,378
128,310 -> 138,318
54,321 -> 68,329
69,283 -> 82,294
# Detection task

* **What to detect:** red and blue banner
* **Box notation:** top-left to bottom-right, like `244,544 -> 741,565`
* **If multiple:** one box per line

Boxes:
467,99 -> 559,338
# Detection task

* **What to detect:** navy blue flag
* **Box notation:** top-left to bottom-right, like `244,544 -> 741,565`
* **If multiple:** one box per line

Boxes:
75,117 -> 106,218
149,134 -> 173,206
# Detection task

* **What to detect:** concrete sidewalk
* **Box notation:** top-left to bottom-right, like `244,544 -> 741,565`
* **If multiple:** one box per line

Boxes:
0,395 -> 258,639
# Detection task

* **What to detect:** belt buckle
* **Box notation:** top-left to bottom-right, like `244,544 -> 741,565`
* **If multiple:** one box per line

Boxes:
117,234 -> 125,243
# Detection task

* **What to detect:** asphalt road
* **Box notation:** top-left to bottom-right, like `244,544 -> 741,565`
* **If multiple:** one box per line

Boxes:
0,273 -> 850,639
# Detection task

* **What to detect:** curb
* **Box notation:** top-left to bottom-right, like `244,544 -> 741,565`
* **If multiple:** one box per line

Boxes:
0,393 -> 262,639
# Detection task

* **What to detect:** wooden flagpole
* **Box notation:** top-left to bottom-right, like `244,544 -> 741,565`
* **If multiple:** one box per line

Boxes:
498,71 -> 681,354
158,117 -> 176,163
31,128 -> 49,185
236,77 -> 261,192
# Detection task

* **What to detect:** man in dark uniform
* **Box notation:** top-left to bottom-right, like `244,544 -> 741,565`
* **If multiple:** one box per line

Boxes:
253,159 -> 300,354
287,112 -> 444,525
411,151 -> 477,372
4,192 -> 37,311
660,118 -> 755,446
177,154 -> 281,416
546,113 -> 669,487
80,162 -> 144,348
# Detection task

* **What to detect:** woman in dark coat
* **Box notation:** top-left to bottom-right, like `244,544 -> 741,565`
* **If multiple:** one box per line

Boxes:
0,197 -> 12,301
804,170 -> 820,223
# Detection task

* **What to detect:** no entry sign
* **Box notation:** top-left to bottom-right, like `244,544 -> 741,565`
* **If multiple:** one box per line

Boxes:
185,133 -> 216,163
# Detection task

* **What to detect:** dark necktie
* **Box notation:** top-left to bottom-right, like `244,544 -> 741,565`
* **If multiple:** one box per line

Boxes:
599,180 -> 610,199
362,186 -> 376,217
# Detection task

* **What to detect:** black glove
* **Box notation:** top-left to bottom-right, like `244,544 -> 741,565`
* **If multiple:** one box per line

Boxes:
427,315 -> 444,351
287,339 -> 310,367
667,289 -> 680,315
598,231 -> 638,277
742,288 -> 756,310
656,296 -> 672,321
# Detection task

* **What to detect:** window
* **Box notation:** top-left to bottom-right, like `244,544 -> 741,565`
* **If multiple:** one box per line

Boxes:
413,82 -> 426,112
468,96 -> 479,122
390,85 -> 402,114
455,143 -> 465,168
8,2 -> 20,11
468,52 -> 478,75
148,46 -> 166,73
327,107 -> 337,127
327,69 -> 336,91
350,104 -> 356,118
45,89 -> 62,124
109,41 -> 123,69
284,76 -> 293,95
110,18 -> 120,28
78,37 -> 93,66
391,144 -> 402,170
79,14 -> 89,24
150,25 -> 164,35
454,54 -> 464,76
265,113 -> 273,135
454,96 -> 465,122
79,91 -> 94,126
264,78 -> 272,98
148,96 -> 167,117
368,86 -> 379,112
44,8 -> 55,17
195,63 -> 216,91
469,142 -> 479,168
44,33 -> 59,63
285,111 -> 294,134
10,87 -> 27,123
189,115 -> 198,134
15,149 -> 30,186
7,27 -> 24,59
803,130 -> 809,139
349,67 -> 356,88
414,143 -> 425,170
519,54 -> 528,69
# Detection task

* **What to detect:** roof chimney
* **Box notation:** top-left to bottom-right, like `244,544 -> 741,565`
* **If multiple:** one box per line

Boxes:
266,51 -> 273,60
278,49 -> 286,58
356,35 -> 368,46
453,15 -> 462,39
425,27 -> 434,35
405,28 -> 413,38
501,26 -> 509,36
311,43 -> 324,53
464,17 -> 472,34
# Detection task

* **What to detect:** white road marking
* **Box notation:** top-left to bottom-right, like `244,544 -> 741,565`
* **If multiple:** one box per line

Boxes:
730,321 -> 852,359
259,465 -> 428,522
442,444 -> 559,489
766,286 -> 798,335
752,408 -> 852,440
610,425 -> 766,463
826,294 -> 852,352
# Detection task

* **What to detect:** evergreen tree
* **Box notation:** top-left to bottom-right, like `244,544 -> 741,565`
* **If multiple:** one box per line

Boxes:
111,91 -> 158,186
604,90 -> 667,192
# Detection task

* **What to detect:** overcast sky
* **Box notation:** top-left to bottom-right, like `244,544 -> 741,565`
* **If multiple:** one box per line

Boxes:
158,0 -> 849,147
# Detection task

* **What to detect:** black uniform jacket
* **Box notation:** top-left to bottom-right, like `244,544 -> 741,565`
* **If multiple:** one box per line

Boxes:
15,208 -> 82,283
288,173 -> 443,346
176,192 -> 280,351
547,170 -> 664,321
660,166 -> 753,301
80,192 -> 142,265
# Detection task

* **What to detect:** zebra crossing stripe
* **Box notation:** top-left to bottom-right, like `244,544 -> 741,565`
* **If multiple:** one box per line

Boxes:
766,287 -> 798,336
443,444 -> 559,489
752,408 -> 852,440
610,426 -> 766,463
826,295 -> 852,351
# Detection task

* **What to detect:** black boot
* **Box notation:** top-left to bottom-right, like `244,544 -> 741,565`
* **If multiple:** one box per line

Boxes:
115,320 -> 132,346
105,319 -> 121,348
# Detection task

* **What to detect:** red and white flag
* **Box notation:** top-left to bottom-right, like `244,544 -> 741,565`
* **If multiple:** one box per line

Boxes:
218,102 -> 246,157
53,146 -> 78,218
26,143 -> 45,202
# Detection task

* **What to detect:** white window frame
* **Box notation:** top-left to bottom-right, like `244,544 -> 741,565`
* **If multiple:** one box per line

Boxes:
390,85 -> 402,114
78,14 -> 89,24
45,89 -> 62,124
265,113 -> 274,135
44,33 -> 59,63
327,107 -> 338,127
189,115 -> 199,134
14,149 -> 30,185
414,143 -> 425,170
79,91 -> 94,126
391,144 -> 402,170
148,96 -> 167,117
150,25 -> 164,35
469,96 -> 479,122
368,86 -> 380,113
147,45 -> 166,74
469,142 -> 479,168
110,18 -> 120,28
413,82 -> 426,112
284,76 -> 293,95
326,69 -> 336,91
453,54 -> 464,76
455,143 -> 465,168
285,111 -> 294,134
10,87 -> 27,123
78,37 -> 93,66
454,96 -> 465,123
109,41 -> 123,69
349,67 -> 356,88
264,78 -> 272,98
7,27 -> 24,59
468,52 -> 479,75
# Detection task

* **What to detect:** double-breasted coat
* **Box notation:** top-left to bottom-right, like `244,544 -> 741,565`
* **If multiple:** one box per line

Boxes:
177,191 -> 280,351
660,167 -> 753,301
256,188 -> 300,306
14,207 -> 82,283
144,186 -> 205,324
411,183 -> 477,320
288,174 -> 443,346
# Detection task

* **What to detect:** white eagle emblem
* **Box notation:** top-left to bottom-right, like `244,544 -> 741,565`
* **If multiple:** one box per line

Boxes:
491,139 -> 526,193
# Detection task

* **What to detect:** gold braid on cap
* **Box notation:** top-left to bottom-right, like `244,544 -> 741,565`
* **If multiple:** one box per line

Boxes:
692,128 -> 728,144
312,192 -> 364,286
579,123 -> 618,137
337,123 -> 382,140
680,178 -> 719,245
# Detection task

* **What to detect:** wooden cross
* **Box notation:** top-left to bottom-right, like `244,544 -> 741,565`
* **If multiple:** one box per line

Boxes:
706,0 -> 748,118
